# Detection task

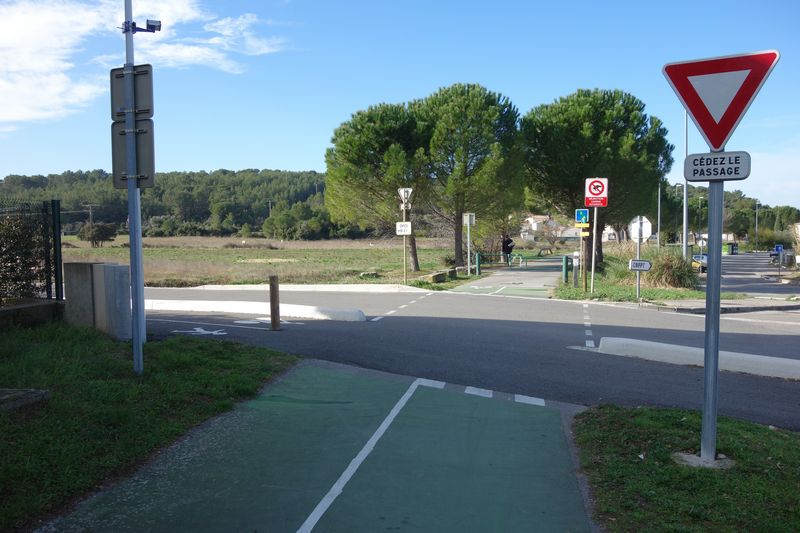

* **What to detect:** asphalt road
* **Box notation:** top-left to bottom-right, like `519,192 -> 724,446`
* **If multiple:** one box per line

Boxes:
145,287 -> 800,431
715,252 -> 799,297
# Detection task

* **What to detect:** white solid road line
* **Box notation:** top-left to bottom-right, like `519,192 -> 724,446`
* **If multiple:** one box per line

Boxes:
148,318 -> 271,331
514,394 -> 546,406
145,299 -> 366,322
297,377 -> 437,533
490,286 -> 506,295
464,386 -> 493,398
596,337 -> 800,380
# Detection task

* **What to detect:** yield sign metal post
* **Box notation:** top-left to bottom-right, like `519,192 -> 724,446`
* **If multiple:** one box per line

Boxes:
664,50 -> 779,462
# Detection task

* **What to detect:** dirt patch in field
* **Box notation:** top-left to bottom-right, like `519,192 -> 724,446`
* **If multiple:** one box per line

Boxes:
235,258 -> 299,264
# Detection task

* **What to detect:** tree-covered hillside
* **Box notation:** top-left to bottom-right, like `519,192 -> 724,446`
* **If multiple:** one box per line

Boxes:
0,169 -> 367,239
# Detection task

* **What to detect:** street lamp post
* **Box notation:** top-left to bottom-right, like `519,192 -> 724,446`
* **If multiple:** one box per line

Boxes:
754,202 -> 759,250
698,196 -> 704,254
657,180 -> 661,249
682,110 -> 689,259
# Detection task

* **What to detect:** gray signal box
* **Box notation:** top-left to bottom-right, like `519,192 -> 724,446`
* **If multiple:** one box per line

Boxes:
112,119 -> 155,189
110,64 -> 153,121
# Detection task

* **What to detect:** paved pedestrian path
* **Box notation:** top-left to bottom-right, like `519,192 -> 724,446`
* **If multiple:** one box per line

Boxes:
42,361 -> 590,532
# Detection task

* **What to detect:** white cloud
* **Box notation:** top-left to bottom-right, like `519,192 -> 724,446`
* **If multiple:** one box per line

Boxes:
202,14 -> 286,56
0,1 -> 286,126
139,43 -> 244,74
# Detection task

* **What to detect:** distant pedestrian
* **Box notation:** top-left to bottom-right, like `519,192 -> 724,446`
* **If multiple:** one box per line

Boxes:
501,234 -> 515,265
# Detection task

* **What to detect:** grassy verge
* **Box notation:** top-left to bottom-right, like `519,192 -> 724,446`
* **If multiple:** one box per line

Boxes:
0,323 -> 296,530
410,274 -> 479,291
554,280 -> 744,302
62,236 -> 452,286
574,405 -> 800,531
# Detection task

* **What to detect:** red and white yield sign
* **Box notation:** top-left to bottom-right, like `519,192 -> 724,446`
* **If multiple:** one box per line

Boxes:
663,50 -> 779,151
585,177 -> 608,207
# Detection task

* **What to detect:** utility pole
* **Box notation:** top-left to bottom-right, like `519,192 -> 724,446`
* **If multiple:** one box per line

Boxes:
82,204 -> 99,225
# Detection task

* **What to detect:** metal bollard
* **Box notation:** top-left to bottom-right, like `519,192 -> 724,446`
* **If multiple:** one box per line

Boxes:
476,253 -> 481,276
562,256 -> 569,283
269,275 -> 280,331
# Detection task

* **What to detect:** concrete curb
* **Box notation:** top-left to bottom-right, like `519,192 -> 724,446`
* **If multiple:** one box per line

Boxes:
653,303 -> 800,314
594,337 -> 800,381
145,299 -> 366,322
547,297 -> 800,315
193,283 -> 428,293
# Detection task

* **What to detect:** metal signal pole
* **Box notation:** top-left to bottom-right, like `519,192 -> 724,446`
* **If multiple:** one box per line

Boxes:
121,0 -> 159,374
123,0 -> 145,374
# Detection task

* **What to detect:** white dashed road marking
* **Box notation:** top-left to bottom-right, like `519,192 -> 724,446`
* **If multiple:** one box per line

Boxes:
370,316 -> 384,322
464,386 -> 493,398
514,394 -> 546,406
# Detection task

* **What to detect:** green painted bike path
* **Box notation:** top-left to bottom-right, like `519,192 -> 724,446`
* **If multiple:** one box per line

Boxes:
44,363 -> 589,532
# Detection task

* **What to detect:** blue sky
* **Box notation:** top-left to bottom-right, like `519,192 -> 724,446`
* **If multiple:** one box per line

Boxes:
0,0 -> 798,207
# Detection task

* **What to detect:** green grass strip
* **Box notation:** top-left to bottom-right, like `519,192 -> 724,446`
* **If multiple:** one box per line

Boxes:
574,405 -> 800,531
554,280 -> 744,302
0,323 -> 296,530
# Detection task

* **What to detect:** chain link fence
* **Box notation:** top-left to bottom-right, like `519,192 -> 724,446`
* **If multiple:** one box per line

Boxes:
0,200 -> 62,306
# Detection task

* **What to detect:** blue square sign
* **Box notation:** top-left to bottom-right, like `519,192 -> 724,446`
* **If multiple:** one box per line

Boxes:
575,209 -> 589,224
775,244 -> 783,253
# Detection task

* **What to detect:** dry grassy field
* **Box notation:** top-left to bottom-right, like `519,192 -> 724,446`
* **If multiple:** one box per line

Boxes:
62,236 -> 453,286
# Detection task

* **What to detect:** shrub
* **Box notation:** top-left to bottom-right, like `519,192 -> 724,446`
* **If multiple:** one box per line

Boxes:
77,222 -> 117,247
646,254 -> 698,289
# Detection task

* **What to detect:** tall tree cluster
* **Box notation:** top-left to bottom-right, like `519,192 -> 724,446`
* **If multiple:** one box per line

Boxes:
326,83 -> 523,268
520,89 -> 674,262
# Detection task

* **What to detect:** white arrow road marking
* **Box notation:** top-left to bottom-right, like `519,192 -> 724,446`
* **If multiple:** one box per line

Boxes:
170,327 -> 227,336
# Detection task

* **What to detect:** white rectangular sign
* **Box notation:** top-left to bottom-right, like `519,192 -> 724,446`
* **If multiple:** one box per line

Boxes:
628,259 -> 652,272
463,213 -> 475,226
684,151 -> 750,182
396,222 -> 411,236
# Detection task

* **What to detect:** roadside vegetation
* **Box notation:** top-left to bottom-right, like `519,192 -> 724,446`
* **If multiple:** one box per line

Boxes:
410,273 -> 479,291
61,235 -> 455,286
575,405 -> 800,531
0,323 -> 296,530
553,243 -> 743,301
